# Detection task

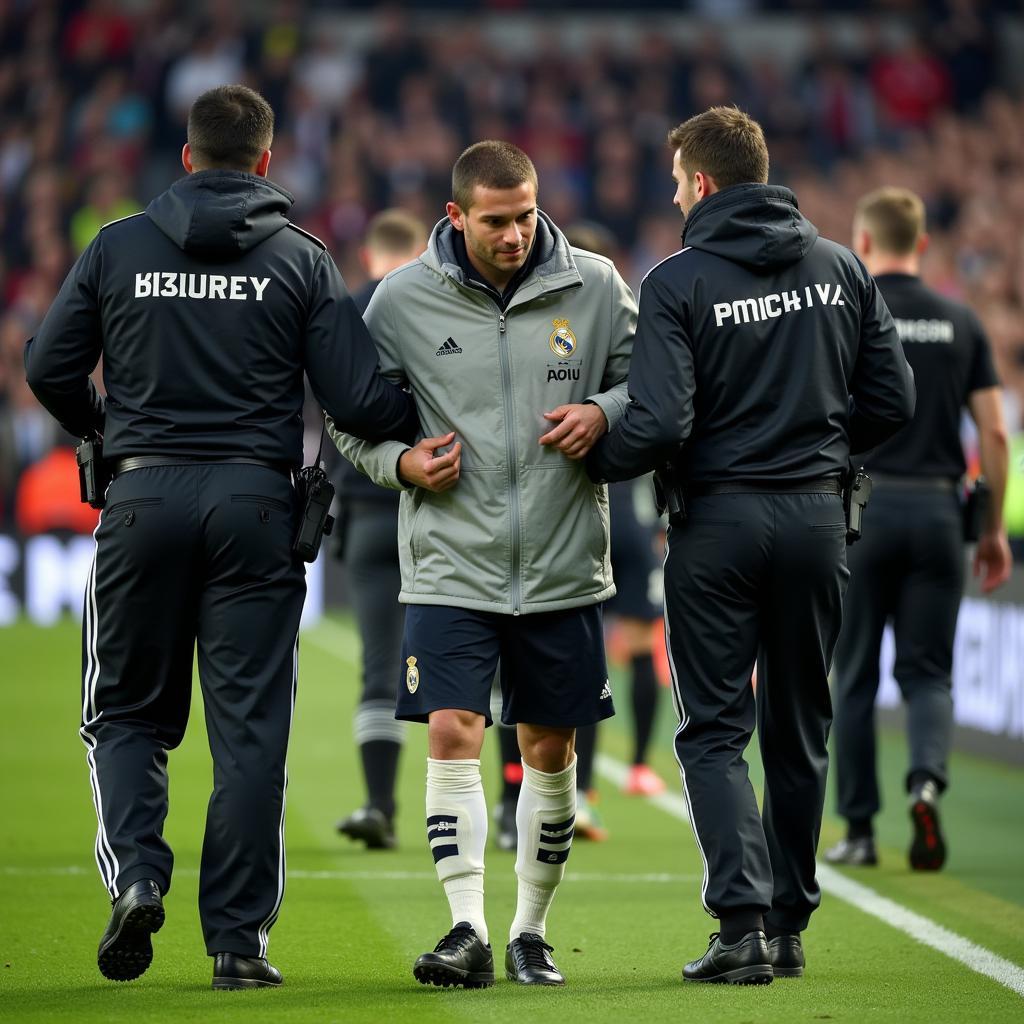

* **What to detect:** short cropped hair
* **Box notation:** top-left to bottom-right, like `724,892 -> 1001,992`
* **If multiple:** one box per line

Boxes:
855,187 -> 926,255
364,209 -> 428,255
187,85 -> 274,170
452,140 -> 538,211
667,106 -> 769,188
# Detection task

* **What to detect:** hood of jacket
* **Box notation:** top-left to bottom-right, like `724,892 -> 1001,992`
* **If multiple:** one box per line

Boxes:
681,183 -> 818,274
146,170 -> 293,257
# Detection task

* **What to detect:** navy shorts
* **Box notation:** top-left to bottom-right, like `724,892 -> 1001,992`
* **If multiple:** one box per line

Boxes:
397,604 -> 614,728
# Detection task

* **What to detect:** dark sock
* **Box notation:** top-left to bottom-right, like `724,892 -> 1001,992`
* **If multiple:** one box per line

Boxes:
497,725 -> 522,803
630,653 -> 658,764
847,818 -> 874,841
575,723 -> 598,792
361,740 -> 400,820
720,910 -> 765,944
765,923 -> 798,941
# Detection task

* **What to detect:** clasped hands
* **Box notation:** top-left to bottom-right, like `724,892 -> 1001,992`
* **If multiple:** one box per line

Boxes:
398,403 -> 607,493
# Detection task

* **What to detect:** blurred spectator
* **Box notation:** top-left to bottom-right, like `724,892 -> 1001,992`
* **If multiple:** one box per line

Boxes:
870,37 -> 953,133
69,171 -> 140,254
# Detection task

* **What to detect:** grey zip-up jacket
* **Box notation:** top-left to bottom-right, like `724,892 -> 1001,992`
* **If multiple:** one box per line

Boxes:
329,212 -> 637,615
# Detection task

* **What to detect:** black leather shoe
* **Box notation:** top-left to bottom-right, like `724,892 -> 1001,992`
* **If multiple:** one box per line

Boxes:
505,933 -> 565,985
768,934 -> 805,977
336,806 -> 396,850
413,922 -> 494,988
682,931 -> 773,985
212,953 -> 283,990
909,780 -> 946,871
97,879 -> 165,982
824,836 -> 878,866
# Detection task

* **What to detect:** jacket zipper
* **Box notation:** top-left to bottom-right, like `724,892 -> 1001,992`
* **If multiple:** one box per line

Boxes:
497,312 -> 522,615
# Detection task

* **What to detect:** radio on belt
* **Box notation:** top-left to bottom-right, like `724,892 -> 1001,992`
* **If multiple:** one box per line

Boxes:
293,462 -> 335,562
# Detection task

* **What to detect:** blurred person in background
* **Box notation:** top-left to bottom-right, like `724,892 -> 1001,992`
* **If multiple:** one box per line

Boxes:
335,208 -> 428,852
826,187 -> 1012,872
567,221 -> 668,822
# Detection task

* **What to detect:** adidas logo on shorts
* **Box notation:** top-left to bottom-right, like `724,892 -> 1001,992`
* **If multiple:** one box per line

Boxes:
600,679 -> 612,700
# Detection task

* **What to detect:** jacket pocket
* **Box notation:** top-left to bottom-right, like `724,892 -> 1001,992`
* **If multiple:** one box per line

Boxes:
408,492 -> 426,566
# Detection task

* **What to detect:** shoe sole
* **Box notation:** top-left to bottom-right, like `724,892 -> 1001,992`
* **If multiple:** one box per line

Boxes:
97,902 -> 165,982
212,977 -> 282,990
413,962 -> 494,989
505,969 -> 565,986
771,965 -> 804,978
684,965 -> 774,985
909,800 -> 946,870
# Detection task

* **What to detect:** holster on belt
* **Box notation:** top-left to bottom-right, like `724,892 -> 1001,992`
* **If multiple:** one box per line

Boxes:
842,463 -> 872,545
653,462 -> 687,527
76,436 -> 112,510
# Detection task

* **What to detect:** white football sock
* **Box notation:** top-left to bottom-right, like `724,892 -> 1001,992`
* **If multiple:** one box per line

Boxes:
510,755 -> 577,941
425,757 -> 488,944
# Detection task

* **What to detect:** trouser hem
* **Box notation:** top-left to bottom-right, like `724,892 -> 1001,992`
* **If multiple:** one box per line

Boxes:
115,864 -> 170,898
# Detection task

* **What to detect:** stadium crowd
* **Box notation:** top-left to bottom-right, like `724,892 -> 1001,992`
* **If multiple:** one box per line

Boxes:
1,1 -> 1023,533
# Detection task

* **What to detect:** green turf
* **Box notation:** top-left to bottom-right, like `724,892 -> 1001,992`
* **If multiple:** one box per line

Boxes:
1,616 -> 1022,1022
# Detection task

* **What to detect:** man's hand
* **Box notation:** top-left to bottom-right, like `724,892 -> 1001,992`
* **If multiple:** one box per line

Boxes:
538,403 -> 608,460
398,431 -> 462,492
973,529 -> 1013,593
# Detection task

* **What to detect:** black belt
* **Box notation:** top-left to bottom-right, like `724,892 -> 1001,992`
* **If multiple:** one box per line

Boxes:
687,476 -> 843,497
113,455 -> 292,477
869,472 -> 957,493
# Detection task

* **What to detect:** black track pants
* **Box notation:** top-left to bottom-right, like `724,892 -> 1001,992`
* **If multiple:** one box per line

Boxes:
81,463 -> 305,956
664,492 -> 848,933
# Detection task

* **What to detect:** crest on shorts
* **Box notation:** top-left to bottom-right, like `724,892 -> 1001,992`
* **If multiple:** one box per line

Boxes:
406,656 -> 420,694
549,319 -> 578,358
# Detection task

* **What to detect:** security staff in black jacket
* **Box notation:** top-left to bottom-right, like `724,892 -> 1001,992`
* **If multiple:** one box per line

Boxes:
587,107 -> 915,984
24,85 -> 417,990
825,188 -> 1012,873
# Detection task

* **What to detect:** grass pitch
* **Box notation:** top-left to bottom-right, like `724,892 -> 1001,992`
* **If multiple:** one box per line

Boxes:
1,615 -> 1022,1023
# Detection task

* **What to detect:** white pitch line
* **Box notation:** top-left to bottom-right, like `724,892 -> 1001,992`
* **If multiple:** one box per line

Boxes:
0,865 -> 698,885
595,752 -> 1024,999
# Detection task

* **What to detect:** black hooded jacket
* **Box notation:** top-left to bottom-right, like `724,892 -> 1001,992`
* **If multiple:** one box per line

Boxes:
25,170 -> 416,465
587,184 -> 915,484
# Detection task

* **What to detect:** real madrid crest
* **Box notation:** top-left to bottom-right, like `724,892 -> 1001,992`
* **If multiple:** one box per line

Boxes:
549,318 -> 578,358
405,656 -> 420,694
